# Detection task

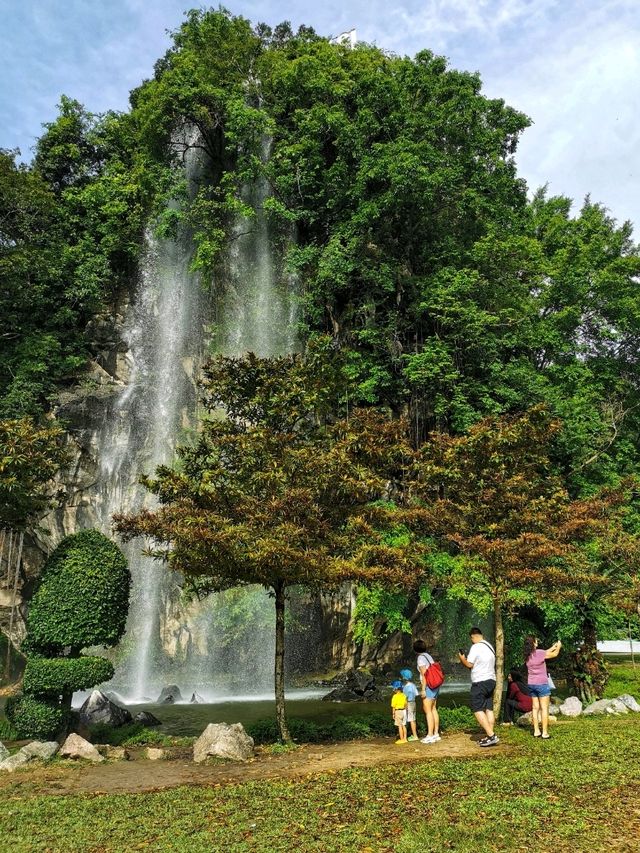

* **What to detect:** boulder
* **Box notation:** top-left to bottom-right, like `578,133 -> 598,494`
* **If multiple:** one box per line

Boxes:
559,696 -> 583,717
549,703 -> 562,716
617,694 -> 640,712
583,698 -> 629,716
134,711 -> 162,727
59,733 -> 104,763
0,752 -> 30,772
95,745 -> 129,761
79,690 -> 132,727
516,712 -> 557,728
190,692 -> 205,704
322,668 -> 382,702
193,723 -> 254,764
146,747 -> 166,761
156,685 -> 182,704
0,742 -> 9,762
606,698 -> 629,715
20,741 -> 59,761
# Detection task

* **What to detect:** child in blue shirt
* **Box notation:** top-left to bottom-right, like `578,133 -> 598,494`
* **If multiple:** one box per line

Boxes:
400,669 -> 419,741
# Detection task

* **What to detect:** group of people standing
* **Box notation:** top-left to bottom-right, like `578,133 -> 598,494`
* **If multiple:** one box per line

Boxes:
391,627 -> 562,747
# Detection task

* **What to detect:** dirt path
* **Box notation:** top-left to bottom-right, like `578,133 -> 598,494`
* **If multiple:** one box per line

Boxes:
1,733 -> 508,796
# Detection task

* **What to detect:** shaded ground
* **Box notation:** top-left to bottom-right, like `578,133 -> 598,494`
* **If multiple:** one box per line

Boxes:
0,731 -> 502,795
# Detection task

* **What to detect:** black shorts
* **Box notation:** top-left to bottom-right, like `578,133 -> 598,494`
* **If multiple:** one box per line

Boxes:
470,679 -> 496,712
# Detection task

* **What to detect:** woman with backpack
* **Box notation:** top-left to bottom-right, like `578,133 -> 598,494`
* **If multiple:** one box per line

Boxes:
413,639 -> 444,744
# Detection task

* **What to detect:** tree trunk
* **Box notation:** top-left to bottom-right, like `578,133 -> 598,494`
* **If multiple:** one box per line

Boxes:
493,597 -> 504,717
274,582 -> 292,743
572,618 -> 608,702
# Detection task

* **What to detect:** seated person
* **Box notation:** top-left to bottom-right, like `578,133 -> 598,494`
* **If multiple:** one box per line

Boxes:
502,670 -> 532,724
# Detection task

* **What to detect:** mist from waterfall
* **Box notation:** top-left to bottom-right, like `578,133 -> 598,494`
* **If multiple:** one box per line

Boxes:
98,134 -> 210,700
95,131 -> 298,700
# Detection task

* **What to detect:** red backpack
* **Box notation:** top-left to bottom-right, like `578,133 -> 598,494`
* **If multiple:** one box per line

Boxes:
425,661 -> 445,690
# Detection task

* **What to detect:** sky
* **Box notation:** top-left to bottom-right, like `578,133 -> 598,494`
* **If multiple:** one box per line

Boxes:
1,0 -> 638,232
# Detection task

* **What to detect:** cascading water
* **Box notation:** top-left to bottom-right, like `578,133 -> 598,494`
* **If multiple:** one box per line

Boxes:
94,130 -> 298,700
97,132 -> 211,699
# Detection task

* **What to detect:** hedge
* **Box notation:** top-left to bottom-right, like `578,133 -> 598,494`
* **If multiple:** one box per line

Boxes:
23,655 -> 114,696
26,529 -> 130,653
6,694 -> 66,741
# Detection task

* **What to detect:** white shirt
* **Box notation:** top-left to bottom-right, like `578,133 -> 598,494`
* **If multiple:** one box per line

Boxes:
466,641 -> 496,683
417,652 -> 434,671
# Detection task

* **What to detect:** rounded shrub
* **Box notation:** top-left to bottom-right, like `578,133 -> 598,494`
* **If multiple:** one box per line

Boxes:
23,655 -> 114,697
6,694 -> 66,741
27,529 -> 130,652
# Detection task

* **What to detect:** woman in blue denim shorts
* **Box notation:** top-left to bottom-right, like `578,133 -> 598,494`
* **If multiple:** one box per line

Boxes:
524,635 -> 562,739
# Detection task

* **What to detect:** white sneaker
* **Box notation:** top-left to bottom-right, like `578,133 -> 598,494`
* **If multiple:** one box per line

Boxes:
421,735 -> 435,744
431,733 -> 441,742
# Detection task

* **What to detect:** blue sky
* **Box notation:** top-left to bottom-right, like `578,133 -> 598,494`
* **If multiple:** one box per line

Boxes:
1,0 -> 638,231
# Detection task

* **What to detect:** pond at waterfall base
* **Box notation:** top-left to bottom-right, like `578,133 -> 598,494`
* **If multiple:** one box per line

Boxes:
1,715 -> 640,852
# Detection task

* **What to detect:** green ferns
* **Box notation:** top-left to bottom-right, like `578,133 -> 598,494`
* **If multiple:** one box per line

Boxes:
7,530 -> 130,740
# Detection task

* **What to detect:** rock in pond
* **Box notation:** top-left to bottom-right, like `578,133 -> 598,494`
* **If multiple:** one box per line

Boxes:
59,733 -> 104,763
618,694 -> 640,712
156,685 -> 182,704
0,742 -> 9,762
79,690 -> 132,727
134,711 -> 162,727
0,752 -> 30,772
322,668 -> 382,702
20,741 -> 59,761
193,723 -> 254,764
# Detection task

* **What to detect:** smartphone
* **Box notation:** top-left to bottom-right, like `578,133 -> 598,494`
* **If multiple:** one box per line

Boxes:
458,648 -> 465,655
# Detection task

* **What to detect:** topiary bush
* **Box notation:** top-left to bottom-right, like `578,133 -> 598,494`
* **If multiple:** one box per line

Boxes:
5,694 -> 67,741
7,530 -> 130,740
23,656 -> 115,696
26,530 -> 130,653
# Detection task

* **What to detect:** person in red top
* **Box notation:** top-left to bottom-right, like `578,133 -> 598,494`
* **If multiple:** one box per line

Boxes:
502,670 -> 533,725
524,635 -> 562,739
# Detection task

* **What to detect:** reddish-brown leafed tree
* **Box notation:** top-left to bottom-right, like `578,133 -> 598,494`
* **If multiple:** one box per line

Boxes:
403,405 -> 628,711
114,346 -> 421,741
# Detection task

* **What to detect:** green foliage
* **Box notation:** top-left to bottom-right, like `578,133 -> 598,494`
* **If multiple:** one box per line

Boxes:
246,706 -> 475,745
0,715 -> 19,740
352,585 -> 410,645
13,531 -> 129,740
5,694 -> 66,741
23,656 -> 114,697
88,722 -> 178,747
3,716 -> 640,852
437,705 -> 477,731
604,663 -> 640,699
0,417 -> 66,528
26,530 -> 130,653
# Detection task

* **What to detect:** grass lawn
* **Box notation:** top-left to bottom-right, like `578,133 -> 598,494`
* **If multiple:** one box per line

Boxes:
1,714 -> 640,852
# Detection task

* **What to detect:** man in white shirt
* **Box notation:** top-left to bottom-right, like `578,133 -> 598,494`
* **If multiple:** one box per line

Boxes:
458,626 -> 499,748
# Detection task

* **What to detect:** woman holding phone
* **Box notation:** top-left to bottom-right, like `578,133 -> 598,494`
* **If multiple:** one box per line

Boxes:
524,635 -> 562,739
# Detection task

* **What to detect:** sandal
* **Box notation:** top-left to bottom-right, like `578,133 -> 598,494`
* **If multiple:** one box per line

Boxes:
541,734 -> 551,740
533,732 -> 541,737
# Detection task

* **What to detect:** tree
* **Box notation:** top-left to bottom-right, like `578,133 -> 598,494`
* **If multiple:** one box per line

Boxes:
115,348 -> 418,741
1,416 -> 66,680
404,406 -> 625,712
7,530 -> 130,739
0,417 -> 66,529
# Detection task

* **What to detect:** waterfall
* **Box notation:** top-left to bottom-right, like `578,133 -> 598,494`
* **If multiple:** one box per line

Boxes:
95,130 -> 297,700
98,130 -> 210,699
